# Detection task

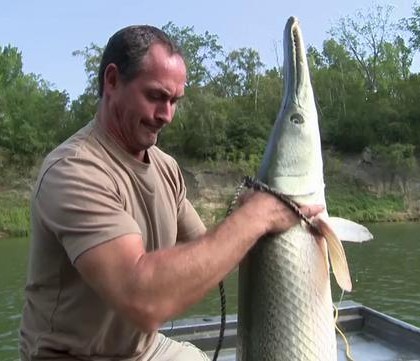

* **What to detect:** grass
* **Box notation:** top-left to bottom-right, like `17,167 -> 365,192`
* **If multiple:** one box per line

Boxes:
0,191 -> 31,237
326,175 -> 405,222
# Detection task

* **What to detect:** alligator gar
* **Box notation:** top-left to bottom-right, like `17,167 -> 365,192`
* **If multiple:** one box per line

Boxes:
236,16 -> 372,361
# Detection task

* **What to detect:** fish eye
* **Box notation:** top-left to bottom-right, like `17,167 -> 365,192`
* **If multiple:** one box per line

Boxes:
290,113 -> 304,125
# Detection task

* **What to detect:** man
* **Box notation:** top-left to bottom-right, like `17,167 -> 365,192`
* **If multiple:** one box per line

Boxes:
19,25 -> 323,360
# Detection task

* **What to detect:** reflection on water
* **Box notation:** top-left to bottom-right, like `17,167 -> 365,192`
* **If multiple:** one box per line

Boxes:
334,222 -> 420,327
0,237 -> 28,361
186,222 -> 420,328
1,223 -> 419,360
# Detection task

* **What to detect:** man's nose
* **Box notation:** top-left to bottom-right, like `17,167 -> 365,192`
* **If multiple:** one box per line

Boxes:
156,101 -> 173,124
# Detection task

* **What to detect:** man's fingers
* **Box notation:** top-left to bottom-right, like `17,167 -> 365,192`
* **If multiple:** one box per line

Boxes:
299,204 -> 324,218
237,190 -> 254,205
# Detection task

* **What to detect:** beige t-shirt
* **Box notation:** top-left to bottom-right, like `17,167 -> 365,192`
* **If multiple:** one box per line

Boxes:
19,119 -> 206,361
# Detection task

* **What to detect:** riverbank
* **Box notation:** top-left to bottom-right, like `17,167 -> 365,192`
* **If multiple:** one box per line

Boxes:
0,188 -> 31,238
181,160 -> 409,228
0,153 -> 416,239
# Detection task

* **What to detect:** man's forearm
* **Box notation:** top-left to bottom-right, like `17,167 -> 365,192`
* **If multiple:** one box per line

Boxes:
127,193 -> 272,331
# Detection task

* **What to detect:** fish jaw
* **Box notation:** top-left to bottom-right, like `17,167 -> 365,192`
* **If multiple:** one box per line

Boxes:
259,16 -> 323,198
283,16 -> 316,114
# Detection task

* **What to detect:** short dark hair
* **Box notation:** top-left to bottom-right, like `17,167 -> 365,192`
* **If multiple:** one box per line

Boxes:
98,25 -> 183,97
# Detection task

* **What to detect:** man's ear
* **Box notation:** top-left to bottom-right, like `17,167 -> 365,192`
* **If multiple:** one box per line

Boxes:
103,64 -> 119,96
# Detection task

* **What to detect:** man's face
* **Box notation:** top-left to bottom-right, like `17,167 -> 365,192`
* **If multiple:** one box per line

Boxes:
104,43 -> 187,158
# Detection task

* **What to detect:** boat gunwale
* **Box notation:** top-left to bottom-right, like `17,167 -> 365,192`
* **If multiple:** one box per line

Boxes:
160,300 -> 420,354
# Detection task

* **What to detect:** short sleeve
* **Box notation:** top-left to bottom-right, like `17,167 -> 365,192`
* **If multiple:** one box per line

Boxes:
172,164 -> 206,242
33,157 -> 141,263
177,198 -> 206,242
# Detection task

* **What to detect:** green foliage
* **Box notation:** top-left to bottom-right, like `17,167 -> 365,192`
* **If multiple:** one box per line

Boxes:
58,93 -> 97,143
402,3 -> 420,51
3,7 -> 420,175
329,4 -> 398,93
372,143 -> 417,174
0,45 -> 23,86
323,150 -> 406,222
162,22 -> 223,87
3,11 -> 420,234
0,49 -> 69,166
326,175 -> 405,222
211,48 -> 264,97
0,192 -> 30,237
72,43 -> 104,96
159,88 -> 229,158
379,37 -> 413,82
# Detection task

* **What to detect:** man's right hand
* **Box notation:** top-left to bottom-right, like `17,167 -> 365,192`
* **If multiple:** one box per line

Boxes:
239,191 -> 324,235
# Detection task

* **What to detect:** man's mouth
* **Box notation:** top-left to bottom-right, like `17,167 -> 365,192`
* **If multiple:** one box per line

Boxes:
143,123 -> 161,133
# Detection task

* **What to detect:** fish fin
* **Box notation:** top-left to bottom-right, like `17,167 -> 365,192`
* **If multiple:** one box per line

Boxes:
312,216 -> 352,292
314,234 -> 330,277
328,217 -> 373,243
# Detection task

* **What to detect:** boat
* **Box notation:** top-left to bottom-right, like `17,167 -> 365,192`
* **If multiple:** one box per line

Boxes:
160,300 -> 420,360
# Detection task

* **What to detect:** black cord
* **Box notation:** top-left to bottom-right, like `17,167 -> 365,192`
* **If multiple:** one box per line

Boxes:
212,178 -> 246,361
212,281 -> 226,361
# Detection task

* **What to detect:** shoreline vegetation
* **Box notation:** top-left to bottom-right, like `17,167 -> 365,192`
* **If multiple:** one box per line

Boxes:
3,5 -> 420,238
0,153 -> 415,240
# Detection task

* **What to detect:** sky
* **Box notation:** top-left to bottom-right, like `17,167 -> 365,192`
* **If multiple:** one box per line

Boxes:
1,0 -> 417,101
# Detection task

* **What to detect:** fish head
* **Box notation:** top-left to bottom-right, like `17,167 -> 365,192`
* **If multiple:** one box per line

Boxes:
259,16 -> 324,200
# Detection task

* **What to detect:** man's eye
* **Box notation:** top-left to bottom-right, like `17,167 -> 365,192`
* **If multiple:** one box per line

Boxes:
149,92 -> 162,100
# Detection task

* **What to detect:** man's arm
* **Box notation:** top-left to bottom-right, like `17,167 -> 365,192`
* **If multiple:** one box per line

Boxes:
75,191 -> 323,333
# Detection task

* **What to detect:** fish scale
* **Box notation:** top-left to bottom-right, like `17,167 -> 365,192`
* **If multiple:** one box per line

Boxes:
238,225 -> 336,360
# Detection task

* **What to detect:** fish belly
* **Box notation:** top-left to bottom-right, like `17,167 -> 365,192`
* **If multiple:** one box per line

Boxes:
237,225 -> 337,361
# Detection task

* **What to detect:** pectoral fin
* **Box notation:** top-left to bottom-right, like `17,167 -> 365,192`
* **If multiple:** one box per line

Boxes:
328,217 -> 373,243
312,217 -> 352,292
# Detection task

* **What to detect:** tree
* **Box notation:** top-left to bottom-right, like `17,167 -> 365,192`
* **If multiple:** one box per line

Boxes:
378,37 -> 413,86
373,143 -> 417,195
252,67 -> 283,127
329,4 -> 398,93
0,45 -> 23,86
72,43 -> 104,97
393,73 -> 420,146
0,44 -> 70,164
0,73 -> 69,165
309,39 -> 365,147
402,3 -> 420,52
162,22 -> 222,87
159,88 -> 230,159
57,93 -> 97,143
307,46 -> 325,70
211,48 -> 264,100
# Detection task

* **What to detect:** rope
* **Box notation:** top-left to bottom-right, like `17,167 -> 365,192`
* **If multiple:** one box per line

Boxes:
242,176 -> 315,228
334,304 -> 354,361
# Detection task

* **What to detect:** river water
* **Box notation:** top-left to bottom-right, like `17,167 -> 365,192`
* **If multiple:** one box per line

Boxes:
1,223 -> 420,360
